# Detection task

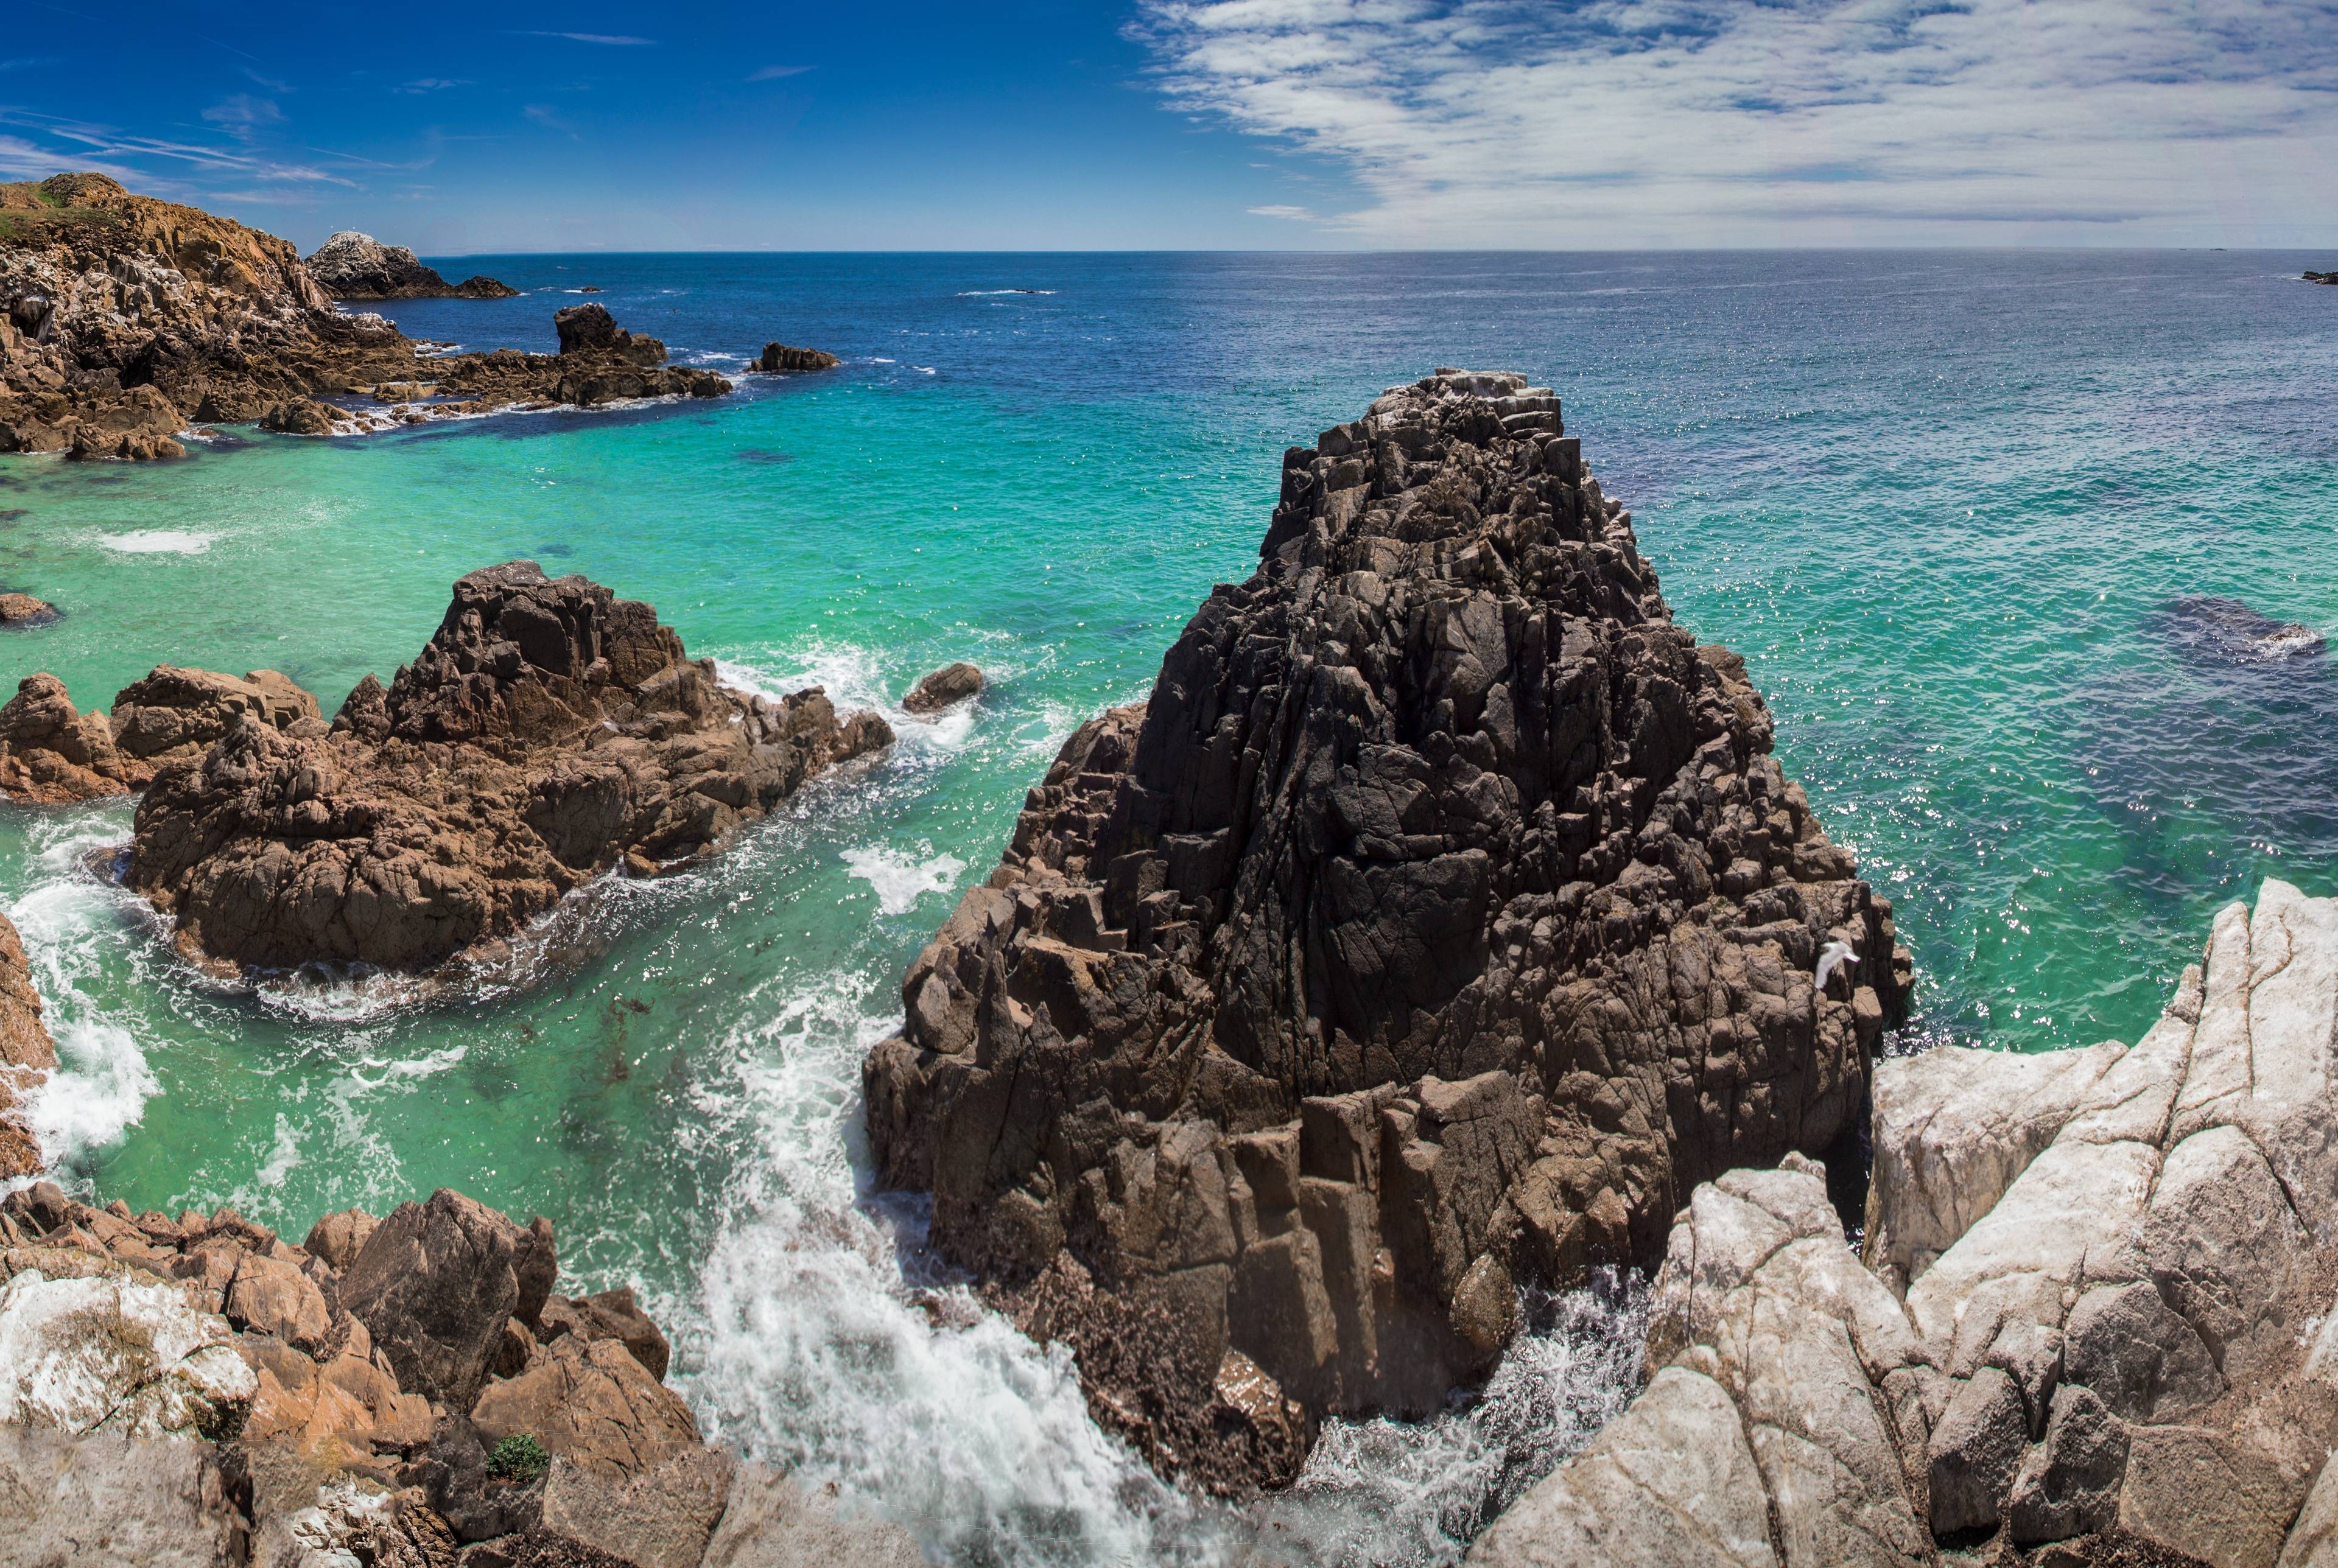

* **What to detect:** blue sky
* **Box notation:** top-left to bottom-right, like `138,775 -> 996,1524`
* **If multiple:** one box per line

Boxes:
4,1 -> 2335,251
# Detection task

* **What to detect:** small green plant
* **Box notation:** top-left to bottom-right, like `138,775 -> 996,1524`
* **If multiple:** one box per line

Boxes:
486,1433 -> 550,1484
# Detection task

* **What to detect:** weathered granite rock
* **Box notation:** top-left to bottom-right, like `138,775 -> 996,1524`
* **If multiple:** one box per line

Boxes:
0,1424 -> 250,1567
340,1188 -> 556,1412
470,1333 -> 701,1477
526,1447 -> 732,1568
863,369 -> 1910,1492
1473,881 -> 2338,1568
753,342 -> 840,373
0,671 -> 132,802
108,663 -> 321,788
0,1264 -> 258,1437
901,660 -> 983,715
540,1286 -> 671,1381
306,231 -> 518,301
260,396 -> 346,435
0,592 -> 56,627
0,909 -> 54,1180
124,561 -> 893,973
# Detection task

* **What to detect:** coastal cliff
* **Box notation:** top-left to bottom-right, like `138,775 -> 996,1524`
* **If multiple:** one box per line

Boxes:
863,369 -> 1911,1492
0,173 -> 732,460
1471,878 -> 2338,1568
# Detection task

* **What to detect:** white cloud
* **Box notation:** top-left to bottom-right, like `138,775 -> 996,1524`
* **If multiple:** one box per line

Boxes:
511,30 -> 655,46
1134,0 -> 2338,245
1248,203 -> 1316,219
748,65 -> 813,81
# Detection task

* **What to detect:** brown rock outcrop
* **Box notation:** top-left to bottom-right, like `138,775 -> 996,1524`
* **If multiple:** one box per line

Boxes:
862,369 -> 1911,1493
124,561 -> 893,973
0,908 -> 56,1179
902,661 -> 983,715
753,342 -> 840,373
108,664 -> 321,788
0,173 -> 726,453
0,671 -> 132,802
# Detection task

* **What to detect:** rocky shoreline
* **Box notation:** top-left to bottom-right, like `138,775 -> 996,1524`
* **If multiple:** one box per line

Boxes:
864,369 -> 1909,1494
304,231 -> 519,302
0,173 -> 838,467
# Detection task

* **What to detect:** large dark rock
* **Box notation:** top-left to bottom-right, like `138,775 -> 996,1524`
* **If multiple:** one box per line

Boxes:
0,591 -> 58,627
555,303 -> 667,367
862,368 -> 1910,1493
753,342 -> 839,373
304,231 -> 518,301
0,672 -> 132,803
901,661 -> 983,715
124,561 -> 893,973
339,1188 -> 556,1413
108,665 -> 321,788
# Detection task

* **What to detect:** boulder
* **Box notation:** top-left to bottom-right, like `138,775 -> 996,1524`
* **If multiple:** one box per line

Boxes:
0,591 -> 57,627
900,661 -> 983,715
339,1188 -> 555,1412
541,1286 -> 670,1381
753,342 -> 840,373
469,1332 -> 702,1476
304,1206 -> 381,1272
124,562 -> 893,973
0,672 -> 132,803
108,664 -> 321,786
2007,1384 -> 2129,1543
864,369 -> 1909,1491
0,1425 -> 249,1567
527,1447 -> 733,1568
0,908 -> 57,1180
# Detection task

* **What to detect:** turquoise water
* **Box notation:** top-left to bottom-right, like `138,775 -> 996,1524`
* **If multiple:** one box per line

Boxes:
1,251 -> 2334,1563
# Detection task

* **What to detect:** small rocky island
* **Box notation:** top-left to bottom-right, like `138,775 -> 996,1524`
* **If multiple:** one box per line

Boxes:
0,563 -> 892,974
304,230 -> 519,301
864,369 -> 1911,1493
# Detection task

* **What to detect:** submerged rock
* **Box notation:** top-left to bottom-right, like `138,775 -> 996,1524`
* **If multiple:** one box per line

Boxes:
2159,594 -> 2327,664
901,660 -> 983,715
753,341 -> 840,373
1474,879 -> 2338,1567
124,560 -> 893,973
304,230 -> 518,301
862,368 -> 1909,1493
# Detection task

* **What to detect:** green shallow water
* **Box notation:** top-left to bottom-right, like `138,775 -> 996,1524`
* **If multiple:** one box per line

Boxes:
1,250 -> 2334,1563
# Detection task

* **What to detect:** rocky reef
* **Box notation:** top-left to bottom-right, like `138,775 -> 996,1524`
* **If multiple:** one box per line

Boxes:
304,231 -> 518,301
0,665 -> 325,805
116,561 -> 891,973
0,909 -> 54,1180
863,369 -> 1909,1493
0,172 -> 729,458
1470,878 -> 2338,1568
0,1166 -> 918,1566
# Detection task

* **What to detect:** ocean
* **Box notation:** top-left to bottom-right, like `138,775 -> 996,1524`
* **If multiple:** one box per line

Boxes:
1,250 -> 2333,1563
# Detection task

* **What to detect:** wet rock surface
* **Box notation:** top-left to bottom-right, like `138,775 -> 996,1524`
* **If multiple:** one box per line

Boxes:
124,560 -> 893,973
305,231 -> 518,301
0,910 -> 54,1179
0,1166 -> 902,1568
901,660 -> 983,715
0,590 -> 57,626
1473,879 -> 2338,1568
863,368 -> 1910,1493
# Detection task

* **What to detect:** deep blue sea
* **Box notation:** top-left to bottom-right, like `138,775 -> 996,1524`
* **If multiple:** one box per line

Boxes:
1,250 -> 2333,1564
